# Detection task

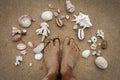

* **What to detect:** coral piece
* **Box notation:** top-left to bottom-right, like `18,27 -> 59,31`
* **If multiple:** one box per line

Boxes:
41,11 -> 53,21
95,57 -> 108,69
18,15 -> 34,28
82,50 -> 90,58
15,56 -> 23,66
66,0 -> 75,13
34,53 -> 43,60
54,12 -> 59,17
56,18 -> 64,27
97,29 -> 104,39
33,43 -> 45,54
36,22 -> 50,42
101,40 -> 107,49
72,12 -> 92,28
78,28 -> 84,40
17,43 -> 26,51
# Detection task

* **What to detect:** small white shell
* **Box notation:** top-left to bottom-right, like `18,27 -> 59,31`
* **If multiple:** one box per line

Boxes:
54,12 -> 59,17
92,51 -> 97,56
28,41 -> 33,48
91,36 -> 97,43
41,11 -> 53,21
18,15 -> 33,28
73,24 -> 78,30
66,15 -> 70,20
82,50 -> 90,58
29,63 -> 32,67
78,28 -> 84,40
95,57 -> 108,69
17,43 -> 26,50
34,53 -> 43,60
90,43 -> 97,50
15,56 -> 23,66
33,43 -> 45,54
20,50 -> 27,55
57,9 -> 61,13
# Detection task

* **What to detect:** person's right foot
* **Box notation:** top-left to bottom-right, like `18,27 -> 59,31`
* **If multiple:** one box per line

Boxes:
61,37 -> 79,80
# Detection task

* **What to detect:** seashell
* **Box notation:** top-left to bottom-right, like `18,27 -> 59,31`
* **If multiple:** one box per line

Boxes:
17,43 -> 26,50
29,63 -> 32,67
12,27 -> 21,36
33,43 -> 45,54
66,15 -> 70,20
15,56 -> 23,66
20,50 -> 27,55
34,53 -> 43,60
18,15 -> 33,28
78,28 -> 84,40
97,29 -> 104,39
82,50 -> 90,58
90,43 -> 97,50
66,0 -> 75,13
41,11 -> 53,21
28,41 -> 33,48
48,4 -> 54,9
21,29 -> 27,35
57,9 -> 61,14
72,12 -> 92,28
54,12 -> 59,17
56,18 -> 64,27
73,24 -> 78,30
12,34 -> 22,42
95,57 -> 108,69
88,40 -> 92,43
101,40 -> 107,49
91,36 -> 97,43
60,15 -> 66,20
92,51 -> 97,56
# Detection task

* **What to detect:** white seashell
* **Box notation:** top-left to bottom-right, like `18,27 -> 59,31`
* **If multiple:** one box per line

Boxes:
66,15 -> 70,20
88,40 -> 92,43
82,50 -> 90,58
41,11 -> 53,21
29,63 -> 32,67
28,41 -> 33,48
20,50 -> 27,55
73,24 -> 78,30
34,53 -> 43,60
18,15 -> 33,28
78,28 -> 84,40
33,43 -> 45,54
57,9 -> 61,13
95,57 -> 108,69
97,29 -> 104,39
15,56 -> 23,66
12,27 -> 21,36
91,36 -> 97,43
54,12 -> 59,17
66,0 -> 75,13
48,4 -> 54,9
92,51 -> 97,56
72,12 -> 92,28
90,43 -> 97,50
56,18 -> 64,27
17,43 -> 26,50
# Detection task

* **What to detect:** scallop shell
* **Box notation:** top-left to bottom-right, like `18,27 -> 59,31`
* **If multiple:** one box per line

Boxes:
34,53 -> 43,60
82,50 -> 90,58
95,57 -> 108,69
17,43 -> 26,50
41,11 -> 53,21
33,43 -> 45,54
18,15 -> 33,28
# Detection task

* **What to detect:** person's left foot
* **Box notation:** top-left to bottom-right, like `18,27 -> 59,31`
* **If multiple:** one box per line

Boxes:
42,38 -> 60,80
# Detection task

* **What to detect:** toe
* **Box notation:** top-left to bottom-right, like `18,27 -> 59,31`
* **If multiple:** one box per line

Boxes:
70,38 -> 74,46
50,40 -> 54,47
54,39 -> 60,46
64,37 -> 70,45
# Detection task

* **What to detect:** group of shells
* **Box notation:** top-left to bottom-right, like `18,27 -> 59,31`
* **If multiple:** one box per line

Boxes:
12,0 -> 108,70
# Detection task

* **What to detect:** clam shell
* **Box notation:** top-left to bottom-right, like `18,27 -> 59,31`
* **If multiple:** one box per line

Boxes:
34,53 -> 43,60
33,43 -> 45,54
41,11 -> 53,21
17,43 -> 26,50
82,50 -> 90,58
95,57 -> 108,69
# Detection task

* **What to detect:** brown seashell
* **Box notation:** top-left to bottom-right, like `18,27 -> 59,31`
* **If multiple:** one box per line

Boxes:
21,29 -> 27,35
101,40 -> 107,49
12,34 -> 22,42
56,18 -> 63,27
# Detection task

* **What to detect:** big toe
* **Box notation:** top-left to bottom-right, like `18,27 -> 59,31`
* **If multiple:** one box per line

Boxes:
64,37 -> 70,45
54,38 -> 60,46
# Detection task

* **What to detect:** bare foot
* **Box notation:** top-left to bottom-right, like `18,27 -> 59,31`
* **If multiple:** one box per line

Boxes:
42,38 -> 60,80
61,37 -> 79,80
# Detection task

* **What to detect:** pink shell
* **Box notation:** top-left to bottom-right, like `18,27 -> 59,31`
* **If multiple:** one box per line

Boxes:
28,42 -> 33,48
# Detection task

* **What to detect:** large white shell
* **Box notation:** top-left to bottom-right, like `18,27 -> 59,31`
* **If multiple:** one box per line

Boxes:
82,50 -> 90,58
41,11 -> 53,21
33,43 -> 45,54
78,28 -> 84,40
18,15 -> 33,28
95,57 -> 108,69
34,53 -> 43,60
17,43 -> 26,50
